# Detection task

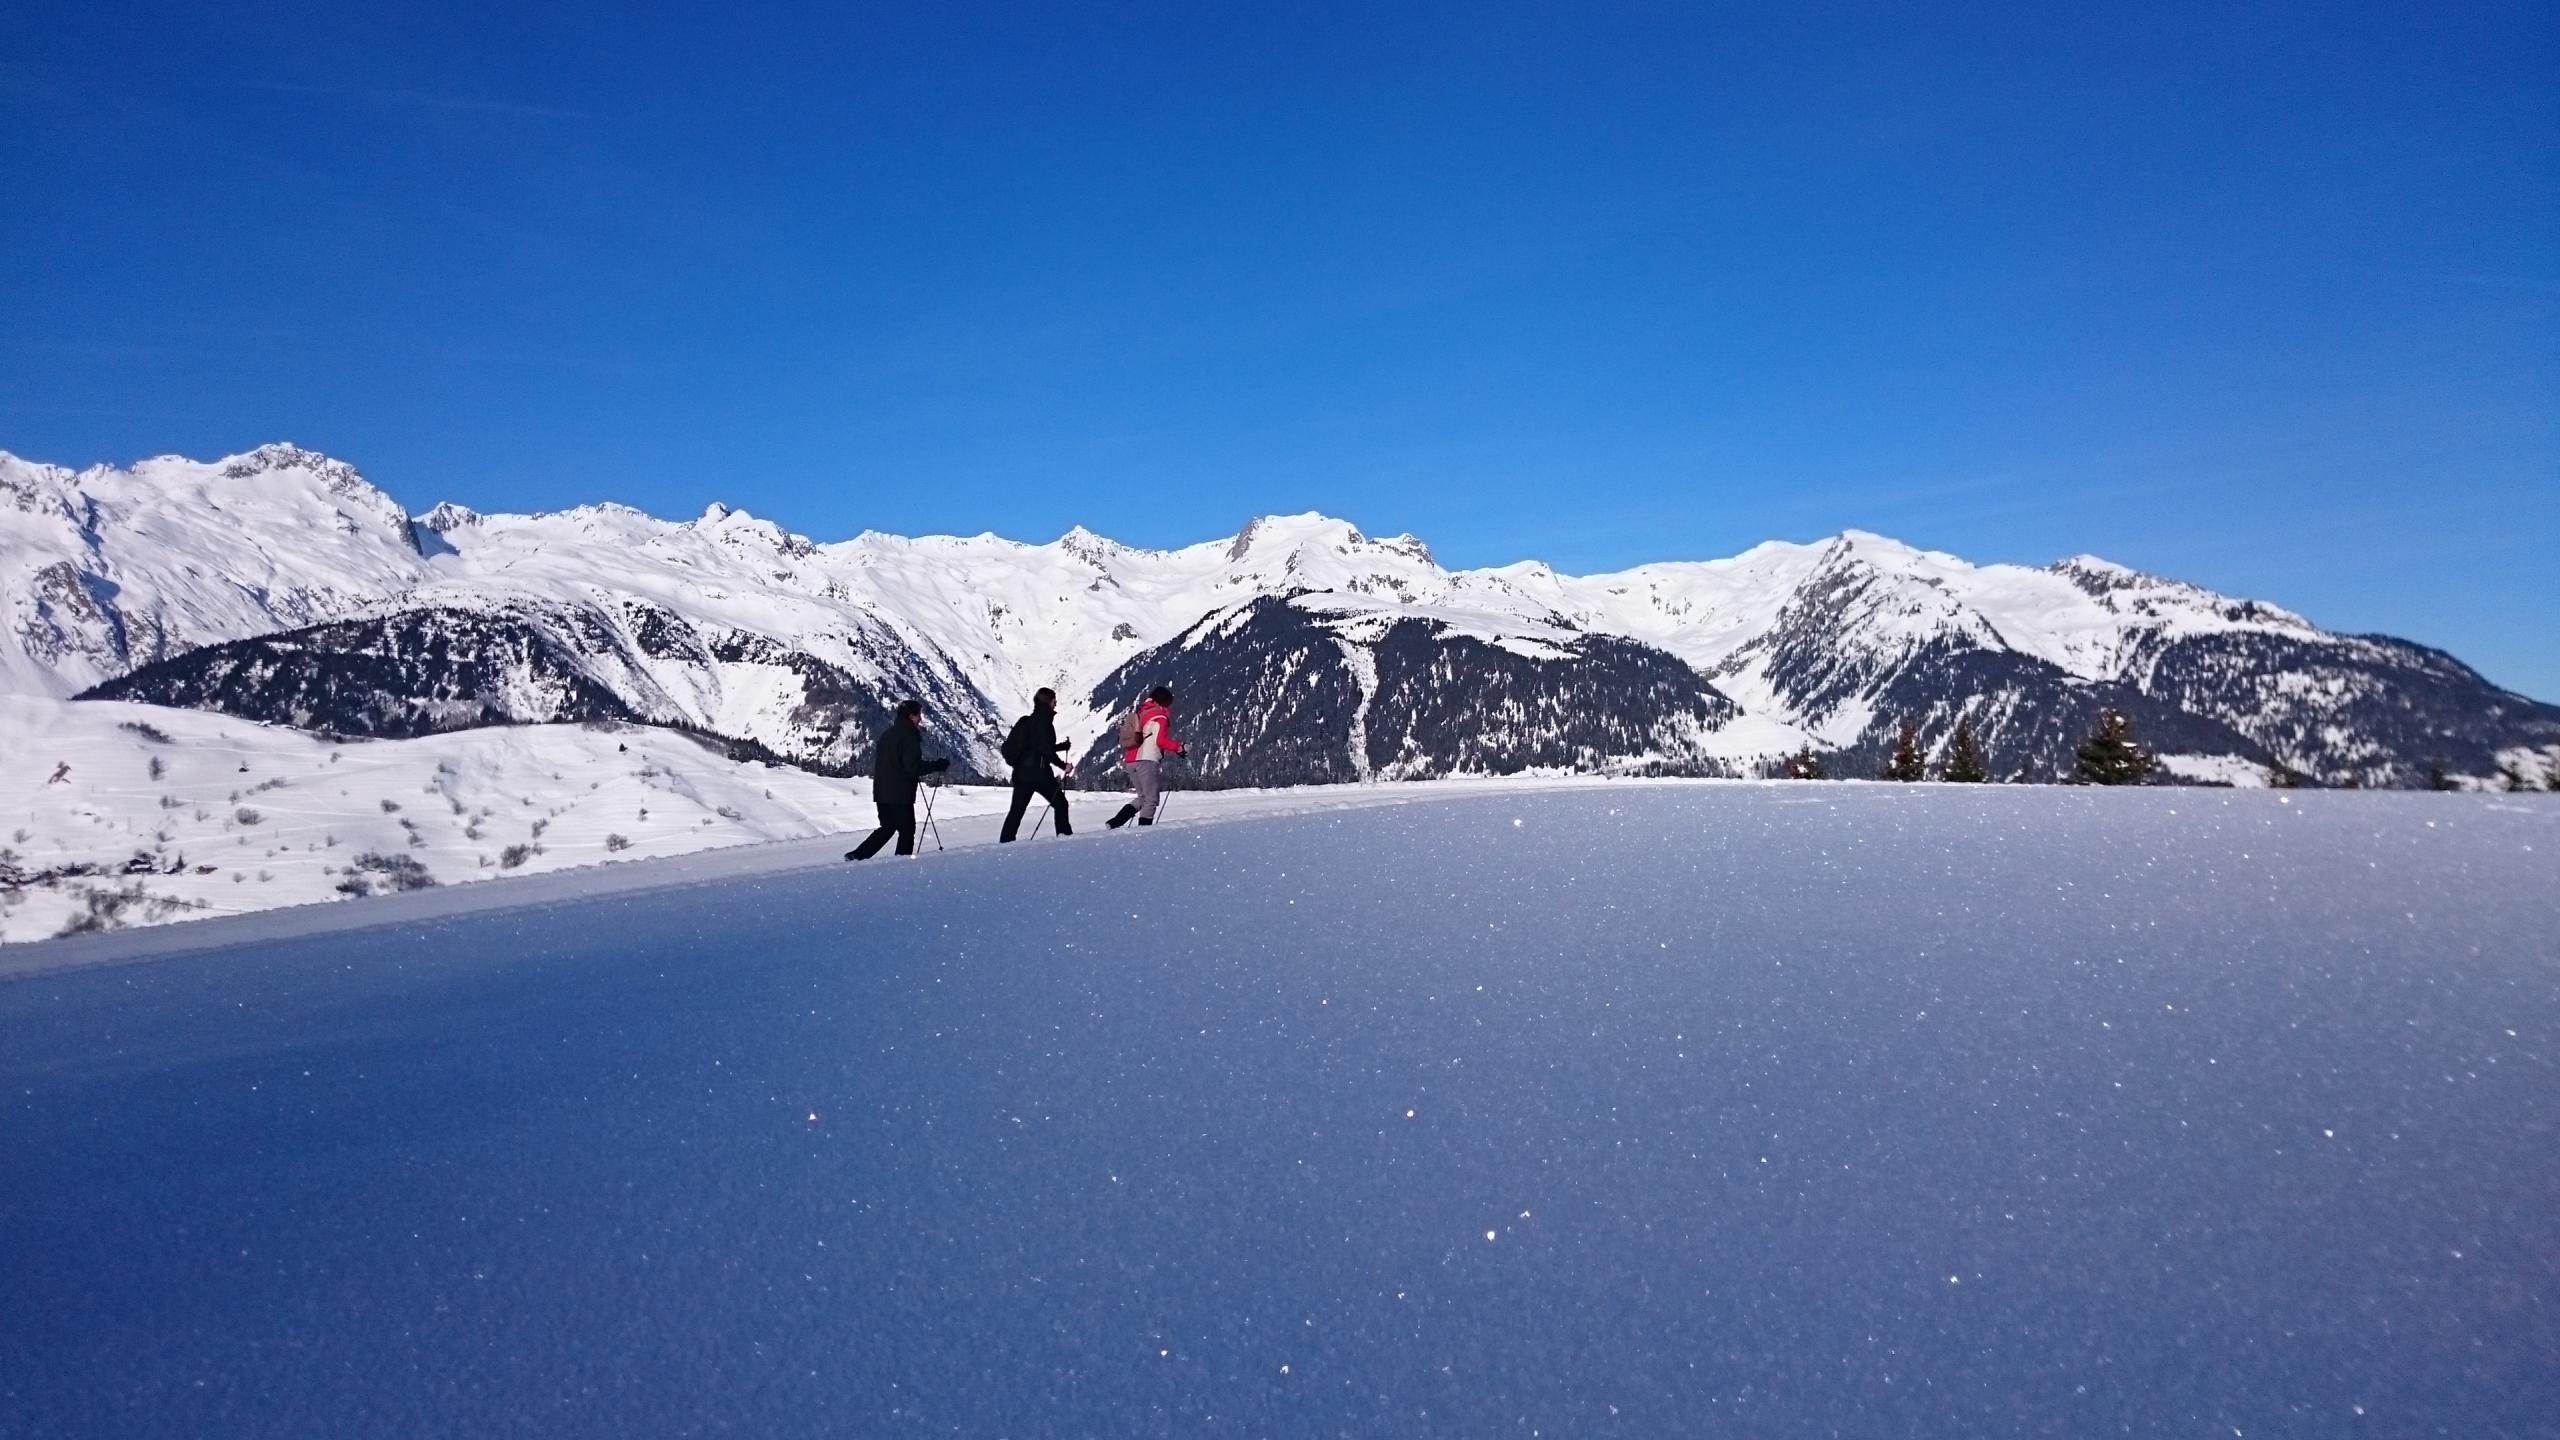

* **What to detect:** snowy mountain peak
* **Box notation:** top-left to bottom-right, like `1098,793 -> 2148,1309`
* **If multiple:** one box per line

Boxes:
417,501 -> 481,533
1056,524 -> 1129,567
1378,533 -> 1434,566
215,442 -> 371,492
1821,529 -> 1973,575
1226,513 -> 1368,561
691,501 -> 815,557
2049,554 -> 2151,594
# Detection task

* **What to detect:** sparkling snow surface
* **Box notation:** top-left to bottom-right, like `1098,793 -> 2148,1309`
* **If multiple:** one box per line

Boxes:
2,786 -> 2553,1437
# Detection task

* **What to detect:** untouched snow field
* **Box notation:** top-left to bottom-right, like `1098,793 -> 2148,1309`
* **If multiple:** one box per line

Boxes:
2,784 -> 2554,1437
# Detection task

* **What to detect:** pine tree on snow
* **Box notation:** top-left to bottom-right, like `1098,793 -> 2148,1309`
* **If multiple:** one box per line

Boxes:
2499,761 -> 2530,792
2073,709 -> 2154,786
1880,720 -> 1926,782
2428,761 -> 2458,792
1784,745 -> 1826,780
1938,716 -> 1989,783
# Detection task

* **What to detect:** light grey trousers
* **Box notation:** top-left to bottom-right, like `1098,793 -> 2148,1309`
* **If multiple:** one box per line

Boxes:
1129,759 -> 1163,820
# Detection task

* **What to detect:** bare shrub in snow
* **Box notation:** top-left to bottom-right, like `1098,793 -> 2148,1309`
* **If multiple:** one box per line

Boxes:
500,843 -> 542,870
119,720 -> 172,743
337,852 -> 436,897
234,807 -> 263,826
148,756 -> 166,781
605,833 -> 632,852
716,805 -> 743,821
380,798 -> 401,812
55,883 -> 202,937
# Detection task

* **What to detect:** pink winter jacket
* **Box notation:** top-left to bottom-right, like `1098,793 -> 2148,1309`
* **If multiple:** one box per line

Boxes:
1120,700 -> 1182,765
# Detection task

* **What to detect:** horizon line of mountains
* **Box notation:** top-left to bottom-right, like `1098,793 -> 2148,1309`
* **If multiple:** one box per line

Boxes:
7,442 -> 2554,789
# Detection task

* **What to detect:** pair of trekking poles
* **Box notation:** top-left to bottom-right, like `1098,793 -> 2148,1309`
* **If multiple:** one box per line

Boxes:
1017,758 -> 1174,840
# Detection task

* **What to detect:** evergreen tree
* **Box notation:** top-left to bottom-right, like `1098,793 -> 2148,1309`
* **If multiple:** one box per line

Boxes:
2499,761 -> 2530,792
1938,716 -> 1989,783
2427,760 -> 2457,792
2267,761 -> 2305,790
1784,745 -> 1826,780
1880,719 -> 1926,781
2548,754 -> 2560,792
2340,769 -> 2363,790
2073,709 -> 2154,786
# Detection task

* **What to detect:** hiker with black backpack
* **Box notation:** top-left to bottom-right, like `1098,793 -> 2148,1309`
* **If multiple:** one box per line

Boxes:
1106,685 -> 1183,829
845,699 -> 951,861
997,688 -> 1074,842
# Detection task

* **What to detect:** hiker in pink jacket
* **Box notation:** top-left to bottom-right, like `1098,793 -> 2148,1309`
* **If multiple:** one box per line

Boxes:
1106,686 -> 1183,829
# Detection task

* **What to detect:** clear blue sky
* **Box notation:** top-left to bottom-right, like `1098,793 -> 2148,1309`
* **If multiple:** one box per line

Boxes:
5,1 -> 2553,695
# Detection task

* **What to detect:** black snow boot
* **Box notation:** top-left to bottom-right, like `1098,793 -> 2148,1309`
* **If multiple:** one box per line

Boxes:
1138,817 -> 1153,827
1106,803 -> 1138,830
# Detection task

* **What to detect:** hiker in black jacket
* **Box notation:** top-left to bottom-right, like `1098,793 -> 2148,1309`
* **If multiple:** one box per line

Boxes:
846,699 -> 950,860
998,688 -> 1074,842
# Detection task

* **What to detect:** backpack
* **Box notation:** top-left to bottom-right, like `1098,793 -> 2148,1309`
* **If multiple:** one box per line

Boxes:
1118,705 -> 1146,751
1000,724 -> 1026,767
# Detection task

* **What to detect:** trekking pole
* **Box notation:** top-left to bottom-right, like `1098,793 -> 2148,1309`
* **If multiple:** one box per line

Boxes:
1030,800 -> 1050,838
918,779 -> 945,854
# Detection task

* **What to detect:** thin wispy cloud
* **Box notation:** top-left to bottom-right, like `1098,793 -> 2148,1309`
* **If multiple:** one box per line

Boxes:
227,77 -> 589,120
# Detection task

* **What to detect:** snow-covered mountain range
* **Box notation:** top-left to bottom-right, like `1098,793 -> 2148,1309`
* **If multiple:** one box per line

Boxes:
10,443 -> 2556,787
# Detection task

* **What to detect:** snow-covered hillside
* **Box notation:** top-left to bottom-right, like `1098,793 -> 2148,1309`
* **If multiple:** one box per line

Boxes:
0,695 -> 912,942
6,786 -> 2553,1435
1,693 -> 1572,944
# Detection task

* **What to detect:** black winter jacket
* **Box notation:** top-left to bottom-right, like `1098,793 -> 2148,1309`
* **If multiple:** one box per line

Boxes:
1002,711 -> 1069,780
870,720 -> 947,802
